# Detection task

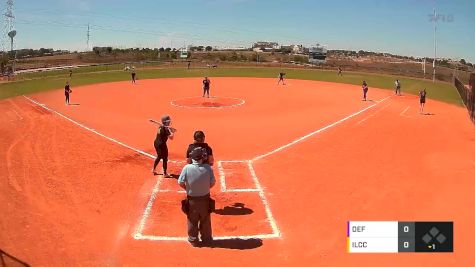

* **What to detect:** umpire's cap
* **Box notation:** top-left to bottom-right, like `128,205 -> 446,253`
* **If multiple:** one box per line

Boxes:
193,130 -> 205,141
190,147 -> 205,161
161,115 -> 171,125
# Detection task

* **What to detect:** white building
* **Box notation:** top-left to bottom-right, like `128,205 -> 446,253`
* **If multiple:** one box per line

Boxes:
252,41 -> 279,52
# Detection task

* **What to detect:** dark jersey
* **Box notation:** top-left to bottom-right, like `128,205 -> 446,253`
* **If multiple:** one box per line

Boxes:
203,79 -> 210,89
186,143 -> 213,163
154,126 -> 170,147
419,91 -> 426,101
65,85 -> 71,94
279,73 -> 284,79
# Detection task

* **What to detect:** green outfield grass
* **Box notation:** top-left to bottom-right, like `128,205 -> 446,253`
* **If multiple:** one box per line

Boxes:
0,67 -> 462,106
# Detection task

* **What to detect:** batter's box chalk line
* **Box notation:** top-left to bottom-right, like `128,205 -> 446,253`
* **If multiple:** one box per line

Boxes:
23,94 -> 391,242
134,159 -> 281,241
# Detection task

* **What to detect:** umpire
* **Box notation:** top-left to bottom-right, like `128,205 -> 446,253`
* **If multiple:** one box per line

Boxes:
186,130 -> 214,166
178,147 -> 216,246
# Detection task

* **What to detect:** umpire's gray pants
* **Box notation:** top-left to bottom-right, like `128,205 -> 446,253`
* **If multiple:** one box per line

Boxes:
187,196 -> 212,243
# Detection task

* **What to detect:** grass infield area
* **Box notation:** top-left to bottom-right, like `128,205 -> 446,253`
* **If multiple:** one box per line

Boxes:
0,67 -> 462,105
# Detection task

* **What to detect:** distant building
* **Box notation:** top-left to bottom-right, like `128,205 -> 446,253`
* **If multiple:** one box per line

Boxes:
280,44 -> 306,54
308,45 -> 327,64
252,41 -> 279,52
179,47 -> 189,59
292,45 -> 304,54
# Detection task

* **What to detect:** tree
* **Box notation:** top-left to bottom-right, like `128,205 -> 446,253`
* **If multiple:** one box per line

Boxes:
159,47 -> 165,52
205,46 -> 213,51
460,58 -> 466,65
219,54 -> 227,61
92,47 -> 101,55
230,51 -> 238,61
165,48 -> 171,52
281,47 -> 292,54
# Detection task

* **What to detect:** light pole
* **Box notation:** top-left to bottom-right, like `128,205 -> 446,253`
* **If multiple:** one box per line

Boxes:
432,8 -> 437,83
8,29 -> 16,73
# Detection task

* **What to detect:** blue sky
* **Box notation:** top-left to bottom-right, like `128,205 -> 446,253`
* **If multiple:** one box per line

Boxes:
9,0 -> 475,62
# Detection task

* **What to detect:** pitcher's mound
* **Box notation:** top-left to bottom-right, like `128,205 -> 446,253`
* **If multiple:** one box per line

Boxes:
171,96 -> 245,109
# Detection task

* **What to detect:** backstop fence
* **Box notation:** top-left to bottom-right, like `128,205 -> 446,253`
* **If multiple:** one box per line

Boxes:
453,73 -> 475,123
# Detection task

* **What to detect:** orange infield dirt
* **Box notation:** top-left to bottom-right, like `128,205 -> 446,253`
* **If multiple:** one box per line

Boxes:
1,77 -> 474,266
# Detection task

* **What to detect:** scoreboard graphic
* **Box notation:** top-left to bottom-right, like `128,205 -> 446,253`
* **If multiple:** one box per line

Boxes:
347,221 -> 453,253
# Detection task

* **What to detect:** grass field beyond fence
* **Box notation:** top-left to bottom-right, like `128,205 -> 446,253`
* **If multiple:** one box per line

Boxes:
0,67 -> 462,106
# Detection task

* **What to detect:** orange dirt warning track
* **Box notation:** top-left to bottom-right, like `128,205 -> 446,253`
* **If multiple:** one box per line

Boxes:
1,77 -> 474,266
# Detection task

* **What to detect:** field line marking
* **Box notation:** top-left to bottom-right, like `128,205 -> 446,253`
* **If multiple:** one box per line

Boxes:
23,96 -> 280,241
135,233 -> 279,241
247,160 -> 281,237
134,175 -> 164,238
11,109 -> 24,120
253,96 -> 391,161
157,189 -> 186,193
226,188 -> 260,192
22,95 -> 184,163
217,161 -> 227,192
400,106 -> 410,115
400,106 -> 410,117
355,101 -> 392,125
8,100 -> 24,120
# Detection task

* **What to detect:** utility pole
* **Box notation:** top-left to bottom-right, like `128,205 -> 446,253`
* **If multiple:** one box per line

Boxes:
86,23 -> 90,51
433,8 -> 437,83
5,0 -> 16,74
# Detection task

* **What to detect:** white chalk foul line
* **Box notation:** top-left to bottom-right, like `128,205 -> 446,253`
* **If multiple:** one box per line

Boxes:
400,106 -> 410,116
253,95 -> 391,161
22,95 -> 184,163
247,160 -> 281,237
26,93 -> 390,243
23,95 -> 279,242
356,101 -> 392,125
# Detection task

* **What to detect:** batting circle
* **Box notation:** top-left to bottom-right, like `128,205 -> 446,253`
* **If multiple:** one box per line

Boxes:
170,96 -> 245,109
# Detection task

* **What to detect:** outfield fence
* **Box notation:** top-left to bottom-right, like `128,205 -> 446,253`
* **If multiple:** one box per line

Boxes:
9,61 -> 164,81
454,74 -> 475,123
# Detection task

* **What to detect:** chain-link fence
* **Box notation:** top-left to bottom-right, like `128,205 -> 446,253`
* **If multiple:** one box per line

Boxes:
453,73 -> 475,123
11,61 -> 164,81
